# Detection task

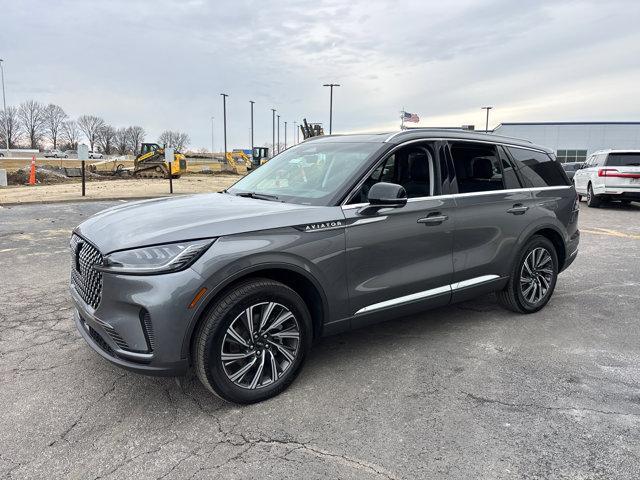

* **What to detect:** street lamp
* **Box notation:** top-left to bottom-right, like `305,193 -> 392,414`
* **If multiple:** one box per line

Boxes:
323,83 -> 340,134
293,121 -> 297,145
277,114 -> 280,154
0,59 -> 9,155
210,116 -> 215,158
221,93 -> 228,155
284,121 -> 287,149
249,100 -> 255,159
271,108 -> 276,157
481,106 -> 493,133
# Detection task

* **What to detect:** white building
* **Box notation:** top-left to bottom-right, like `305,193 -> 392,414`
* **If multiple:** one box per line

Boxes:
492,122 -> 640,163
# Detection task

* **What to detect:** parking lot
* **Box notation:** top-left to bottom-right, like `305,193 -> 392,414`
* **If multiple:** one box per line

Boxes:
1,200 -> 639,479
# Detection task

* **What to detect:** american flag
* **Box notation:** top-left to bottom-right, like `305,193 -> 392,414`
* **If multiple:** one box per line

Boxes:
402,111 -> 420,123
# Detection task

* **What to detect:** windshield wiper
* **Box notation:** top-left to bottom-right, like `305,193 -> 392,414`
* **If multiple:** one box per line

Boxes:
234,191 -> 280,201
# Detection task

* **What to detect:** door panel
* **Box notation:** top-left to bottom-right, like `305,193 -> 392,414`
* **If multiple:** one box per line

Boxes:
344,197 -> 455,327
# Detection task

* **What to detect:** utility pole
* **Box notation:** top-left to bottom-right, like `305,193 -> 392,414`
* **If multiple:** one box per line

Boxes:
323,83 -> 340,134
293,121 -> 297,145
277,114 -> 280,154
284,121 -> 287,149
249,100 -> 255,158
481,106 -> 493,133
0,59 -> 9,155
210,116 -> 215,158
221,93 -> 228,155
271,108 -> 276,157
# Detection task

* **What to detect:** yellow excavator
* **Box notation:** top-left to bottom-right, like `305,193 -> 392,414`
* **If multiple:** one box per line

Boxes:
134,143 -> 187,178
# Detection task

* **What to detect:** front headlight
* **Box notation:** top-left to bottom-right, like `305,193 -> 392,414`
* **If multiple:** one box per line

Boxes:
96,239 -> 213,275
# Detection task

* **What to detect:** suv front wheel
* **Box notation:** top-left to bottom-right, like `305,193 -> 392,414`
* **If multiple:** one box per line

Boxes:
193,278 -> 312,404
497,235 -> 558,313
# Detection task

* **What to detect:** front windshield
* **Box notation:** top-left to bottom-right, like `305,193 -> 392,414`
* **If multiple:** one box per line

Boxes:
228,142 -> 382,205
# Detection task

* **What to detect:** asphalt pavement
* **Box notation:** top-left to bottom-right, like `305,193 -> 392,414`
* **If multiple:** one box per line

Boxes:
1,199 -> 639,479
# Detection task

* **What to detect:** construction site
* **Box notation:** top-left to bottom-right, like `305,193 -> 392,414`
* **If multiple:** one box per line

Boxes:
0,119 -> 325,204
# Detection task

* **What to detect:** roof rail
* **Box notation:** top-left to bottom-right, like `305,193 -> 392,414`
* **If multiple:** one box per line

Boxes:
384,128 -> 534,144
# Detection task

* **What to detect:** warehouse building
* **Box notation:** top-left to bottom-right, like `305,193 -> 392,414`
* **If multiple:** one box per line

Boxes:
492,122 -> 640,163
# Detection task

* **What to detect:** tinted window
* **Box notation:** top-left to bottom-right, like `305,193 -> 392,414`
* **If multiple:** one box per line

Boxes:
507,147 -> 568,187
450,142 -> 504,193
606,153 -> 640,167
498,146 -> 522,189
347,144 -> 434,203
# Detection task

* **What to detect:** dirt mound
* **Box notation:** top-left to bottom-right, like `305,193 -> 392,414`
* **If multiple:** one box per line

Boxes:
8,166 -> 74,185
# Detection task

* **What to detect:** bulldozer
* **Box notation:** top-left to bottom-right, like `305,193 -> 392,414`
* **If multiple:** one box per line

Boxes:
134,143 -> 187,178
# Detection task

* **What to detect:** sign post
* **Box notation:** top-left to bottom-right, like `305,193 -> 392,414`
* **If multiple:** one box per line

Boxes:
78,144 -> 89,197
165,148 -> 174,194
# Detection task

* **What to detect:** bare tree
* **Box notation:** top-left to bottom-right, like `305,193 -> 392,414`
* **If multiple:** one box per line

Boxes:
77,115 -> 105,151
126,126 -> 145,154
0,105 -> 21,149
43,104 -> 67,149
97,124 -> 116,155
17,100 -> 47,149
158,130 -> 190,151
61,120 -> 80,150
114,127 -> 130,155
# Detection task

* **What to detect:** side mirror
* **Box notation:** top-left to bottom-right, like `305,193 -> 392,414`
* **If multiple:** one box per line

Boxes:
359,182 -> 407,215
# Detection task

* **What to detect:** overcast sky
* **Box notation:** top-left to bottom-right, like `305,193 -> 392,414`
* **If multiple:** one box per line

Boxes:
2,0 -> 640,151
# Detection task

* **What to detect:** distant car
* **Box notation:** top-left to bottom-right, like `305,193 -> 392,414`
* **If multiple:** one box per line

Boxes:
65,150 -> 77,157
88,151 -> 103,159
574,150 -> 640,207
44,149 -> 68,158
561,162 -> 584,180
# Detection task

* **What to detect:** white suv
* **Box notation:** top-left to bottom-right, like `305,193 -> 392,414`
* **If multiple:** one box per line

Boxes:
573,150 -> 640,207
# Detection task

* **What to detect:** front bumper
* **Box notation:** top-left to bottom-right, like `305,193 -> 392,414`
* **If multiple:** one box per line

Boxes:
70,266 -> 205,376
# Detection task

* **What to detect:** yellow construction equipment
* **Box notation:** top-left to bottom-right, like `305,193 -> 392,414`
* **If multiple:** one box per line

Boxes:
226,151 -> 250,174
134,143 -> 187,178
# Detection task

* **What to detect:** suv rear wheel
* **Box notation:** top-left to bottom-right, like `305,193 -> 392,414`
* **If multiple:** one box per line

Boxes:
193,278 -> 312,404
497,235 -> 558,313
586,183 -> 602,208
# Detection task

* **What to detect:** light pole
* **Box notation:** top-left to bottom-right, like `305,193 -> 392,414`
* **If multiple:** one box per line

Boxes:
323,83 -> 340,134
249,100 -> 255,159
277,114 -> 280,154
481,106 -> 493,133
284,121 -> 287,150
293,121 -> 297,145
221,93 -> 228,155
271,108 -> 276,157
210,116 -> 215,158
0,59 -> 9,155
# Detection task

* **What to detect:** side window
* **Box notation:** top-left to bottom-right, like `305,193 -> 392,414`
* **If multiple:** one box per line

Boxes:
596,154 -> 607,166
507,147 -> 569,187
498,146 -> 522,189
449,142 -> 504,193
347,144 -> 435,203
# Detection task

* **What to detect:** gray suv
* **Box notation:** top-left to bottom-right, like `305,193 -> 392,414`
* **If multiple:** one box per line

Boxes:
70,130 -> 580,403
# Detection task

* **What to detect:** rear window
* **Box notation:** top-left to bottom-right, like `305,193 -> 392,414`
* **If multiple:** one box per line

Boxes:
507,147 -> 569,187
605,153 -> 640,167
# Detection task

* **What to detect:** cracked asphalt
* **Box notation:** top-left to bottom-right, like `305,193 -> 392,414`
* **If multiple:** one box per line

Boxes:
1,199 -> 640,479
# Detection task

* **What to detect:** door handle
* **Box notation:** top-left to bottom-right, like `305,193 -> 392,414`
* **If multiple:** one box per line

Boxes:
507,204 -> 529,215
417,213 -> 449,225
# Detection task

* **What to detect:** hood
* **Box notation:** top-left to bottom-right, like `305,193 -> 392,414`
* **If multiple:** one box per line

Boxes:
75,193 -> 345,253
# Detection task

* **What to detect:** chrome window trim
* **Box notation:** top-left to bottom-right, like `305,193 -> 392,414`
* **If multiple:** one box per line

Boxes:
354,274 -> 501,315
341,186 -> 572,210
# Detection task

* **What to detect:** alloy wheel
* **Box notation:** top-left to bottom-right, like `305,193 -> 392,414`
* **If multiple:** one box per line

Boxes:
220,302 -> 300,389
519,247 -> 554,305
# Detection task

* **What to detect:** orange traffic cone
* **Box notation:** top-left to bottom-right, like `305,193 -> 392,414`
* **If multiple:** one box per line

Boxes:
28,155 -> 36,185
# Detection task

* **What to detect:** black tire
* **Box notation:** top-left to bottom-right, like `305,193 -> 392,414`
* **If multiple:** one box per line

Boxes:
497,235 -> 558,314
193,278 -> 312,404
586,183 -> 602,208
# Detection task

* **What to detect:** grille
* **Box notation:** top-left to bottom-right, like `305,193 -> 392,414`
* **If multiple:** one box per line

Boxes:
70,235 -> 103,309
103,324 -> 129,350
85,322 -> 115,356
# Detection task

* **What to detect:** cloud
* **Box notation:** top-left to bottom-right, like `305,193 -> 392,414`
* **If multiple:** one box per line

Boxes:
1,0 -> 639,150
